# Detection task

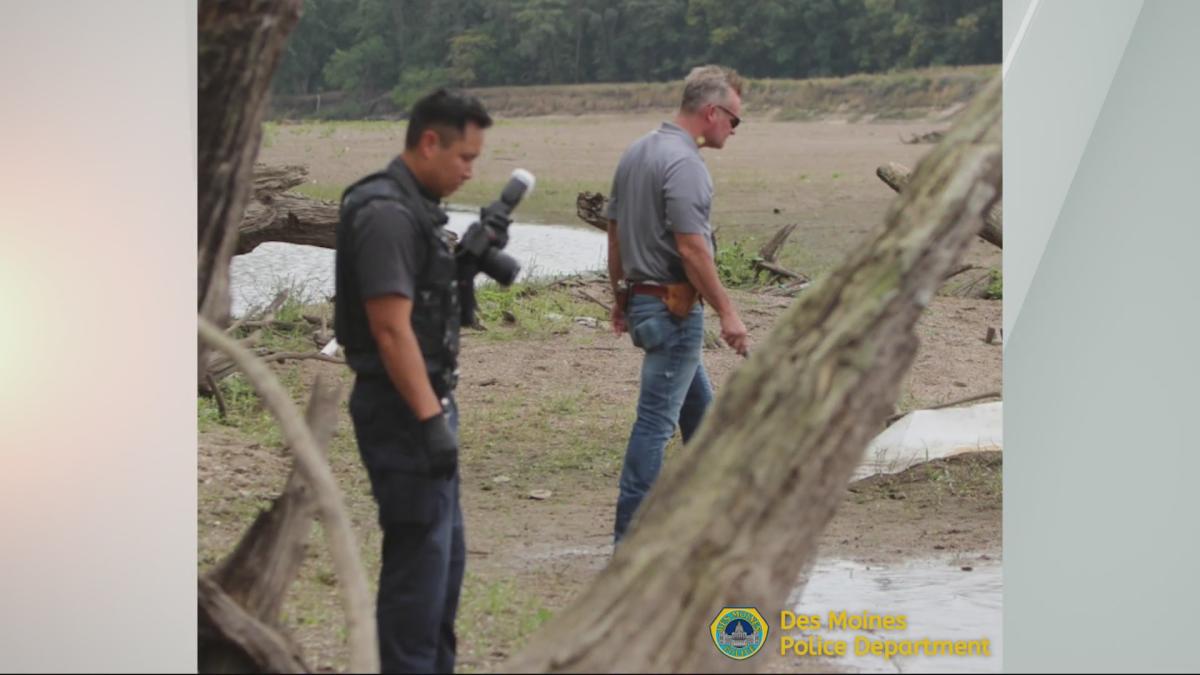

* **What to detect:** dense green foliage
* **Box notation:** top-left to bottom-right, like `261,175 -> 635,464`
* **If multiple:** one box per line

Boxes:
274,0 -> 1000,106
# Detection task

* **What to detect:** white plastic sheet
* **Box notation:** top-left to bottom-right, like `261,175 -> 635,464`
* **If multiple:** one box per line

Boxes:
854,401 -> 1002,480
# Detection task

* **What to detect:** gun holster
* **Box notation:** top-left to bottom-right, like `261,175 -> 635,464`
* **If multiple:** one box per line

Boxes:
628,281 -> 700,319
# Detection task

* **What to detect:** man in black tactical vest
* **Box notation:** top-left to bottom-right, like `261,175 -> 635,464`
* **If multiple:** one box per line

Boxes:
334,89 -> 493,674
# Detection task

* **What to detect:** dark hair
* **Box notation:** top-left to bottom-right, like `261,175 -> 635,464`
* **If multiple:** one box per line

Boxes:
404,88 -> 493,149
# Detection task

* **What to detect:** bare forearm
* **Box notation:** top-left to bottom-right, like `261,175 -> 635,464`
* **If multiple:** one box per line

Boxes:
607,220 -> 624,295
680,250 -> 735,317
376,330 -> 442,420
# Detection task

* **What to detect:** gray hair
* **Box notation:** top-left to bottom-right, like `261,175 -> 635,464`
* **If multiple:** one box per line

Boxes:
680,65 -> 743,113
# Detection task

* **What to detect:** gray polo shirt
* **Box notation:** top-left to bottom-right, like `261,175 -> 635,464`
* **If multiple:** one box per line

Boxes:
605,122 -> 714,283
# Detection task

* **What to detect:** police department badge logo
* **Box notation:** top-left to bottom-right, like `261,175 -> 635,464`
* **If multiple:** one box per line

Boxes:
711,607 -> 768,660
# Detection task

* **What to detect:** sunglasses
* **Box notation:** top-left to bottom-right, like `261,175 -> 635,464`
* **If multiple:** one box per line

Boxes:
714,104 -> 741,129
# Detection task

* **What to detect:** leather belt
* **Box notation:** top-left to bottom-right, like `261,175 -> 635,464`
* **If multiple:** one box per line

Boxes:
629,283 -> 670,298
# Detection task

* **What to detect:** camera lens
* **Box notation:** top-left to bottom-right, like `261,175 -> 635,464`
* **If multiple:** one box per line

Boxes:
481,248 -> 521,286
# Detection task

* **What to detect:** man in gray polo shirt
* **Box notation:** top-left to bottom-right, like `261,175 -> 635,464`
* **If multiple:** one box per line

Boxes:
605,64 -> 751,543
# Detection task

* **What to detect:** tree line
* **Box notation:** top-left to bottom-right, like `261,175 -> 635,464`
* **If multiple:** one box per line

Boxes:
273,0 -> 1000,109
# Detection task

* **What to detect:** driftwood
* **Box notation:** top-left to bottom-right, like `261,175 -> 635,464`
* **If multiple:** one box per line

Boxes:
575,191 -> 610,232
506,73 -> 1001,673
762,279 -> 811,297
757,223 -> 797,262
199,577 -> 307,674
202,291 -> 287,393
199,319 -> 377,672
206,372 -> 228,420
200,376 -> 341,673
227,290 -> 289,335
752,223 -> 810,286
237,166 -> 340,253
877,161 -> 1002,248
900,130 -> 945,144
252,163 -> 308,197
755,259 -> 807,282
259,351 -> 345,365
234,164 -> 467,254
575,288 -> 613,314
212,376 -> 340,616
202,292 -> 343,396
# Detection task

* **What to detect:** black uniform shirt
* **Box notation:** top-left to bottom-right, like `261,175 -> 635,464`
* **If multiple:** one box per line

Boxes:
353,159 -> 441,302
336,157 -> 445,363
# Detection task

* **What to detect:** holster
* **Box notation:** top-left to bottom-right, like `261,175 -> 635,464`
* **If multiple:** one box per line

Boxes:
663,282 -> 699,319
627,281 -> 700,319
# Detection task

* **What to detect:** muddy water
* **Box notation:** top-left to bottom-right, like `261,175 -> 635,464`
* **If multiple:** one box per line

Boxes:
785,557 -> 1002,673
511,543 -> 1001,673
228,211 -> 606,317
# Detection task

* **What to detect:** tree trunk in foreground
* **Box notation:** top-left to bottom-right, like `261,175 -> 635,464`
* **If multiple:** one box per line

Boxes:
198,0 -> 302,378
878,160 -> 1003,248
197,3 -> 378,672
506,74 -> 1001,673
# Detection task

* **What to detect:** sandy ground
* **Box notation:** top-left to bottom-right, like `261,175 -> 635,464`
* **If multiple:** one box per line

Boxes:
260,112 -> 1001,278
200,112 -> 1003,671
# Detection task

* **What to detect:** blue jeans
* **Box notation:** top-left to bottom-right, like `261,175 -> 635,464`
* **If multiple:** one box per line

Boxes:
614,293 -> 713,542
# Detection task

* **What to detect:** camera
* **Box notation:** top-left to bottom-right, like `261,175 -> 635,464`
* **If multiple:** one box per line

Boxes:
456,169 -> 535,326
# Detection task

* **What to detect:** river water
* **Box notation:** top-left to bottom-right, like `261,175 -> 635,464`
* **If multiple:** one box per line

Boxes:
228,211 -> 606,317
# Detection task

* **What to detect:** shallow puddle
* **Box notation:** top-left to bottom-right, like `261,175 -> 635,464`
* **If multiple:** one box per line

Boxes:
783,556 -> 1002,672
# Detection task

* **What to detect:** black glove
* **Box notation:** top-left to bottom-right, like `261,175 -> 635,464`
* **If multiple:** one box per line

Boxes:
480,207 -> 512,250
419,412 -> 458,480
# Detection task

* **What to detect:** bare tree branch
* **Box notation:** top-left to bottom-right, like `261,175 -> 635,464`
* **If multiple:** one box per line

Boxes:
198,316 -> 378,673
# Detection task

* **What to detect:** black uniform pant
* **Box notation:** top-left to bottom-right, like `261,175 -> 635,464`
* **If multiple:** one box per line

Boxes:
350,377 -> 465,674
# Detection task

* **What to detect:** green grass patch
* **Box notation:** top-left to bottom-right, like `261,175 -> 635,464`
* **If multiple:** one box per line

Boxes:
291,182 -> 345,203
714,239 -> 760,289
984,269 -> 1002,300
456,575 -> 554,668
470,278 -> 608,342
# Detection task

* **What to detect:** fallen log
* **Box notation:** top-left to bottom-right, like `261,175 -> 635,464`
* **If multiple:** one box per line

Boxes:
753,259 -> 808,282
575,191 -> 610,232
237,190 -> 340,254
235,165 -> 468,253
199,577 -> 307,674
763,279 -> 811,296
757,223 -> 797,263
251,163 -> 308,198
900,130 -> 945,144
259,351 -> 345,365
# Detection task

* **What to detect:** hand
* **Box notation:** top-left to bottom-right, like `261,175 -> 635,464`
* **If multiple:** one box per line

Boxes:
611,302 -> 627,336
480,208 -> 512,250
720,312 -> 750,357
419,412 -> 458,480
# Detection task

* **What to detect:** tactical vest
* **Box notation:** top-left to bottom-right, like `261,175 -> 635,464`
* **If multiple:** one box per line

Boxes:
335,169 -> 461,396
